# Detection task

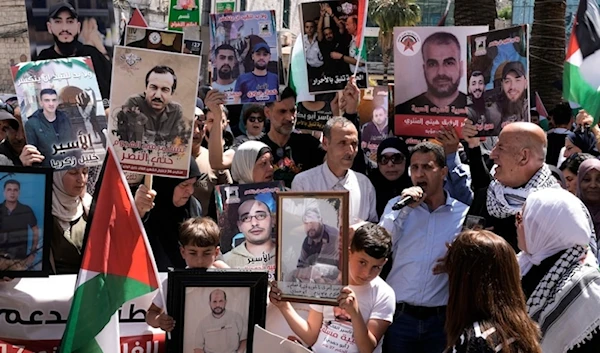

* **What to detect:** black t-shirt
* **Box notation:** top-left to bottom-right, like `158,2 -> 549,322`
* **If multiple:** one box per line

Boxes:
37,43 -> 112,107
546,131 -> 569,166
0,140 -> 22,166
0,202 -> 37,259
259,132 -> 325,188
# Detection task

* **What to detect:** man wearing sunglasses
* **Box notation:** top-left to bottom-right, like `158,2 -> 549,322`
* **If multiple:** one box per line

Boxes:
0,102 -> 27,166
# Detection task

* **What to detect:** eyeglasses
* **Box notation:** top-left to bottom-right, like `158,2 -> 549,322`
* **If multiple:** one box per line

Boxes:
239,211 -> 268,223
248,116 -> 265,123
378,153 -> 405,165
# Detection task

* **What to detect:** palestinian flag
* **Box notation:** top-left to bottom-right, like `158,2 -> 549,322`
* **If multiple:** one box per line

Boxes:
129,8 -> 149,27
563,0 -> 600,125
354,0 -> 369,66
289,35 -> 315,103
59,146 -> 161,353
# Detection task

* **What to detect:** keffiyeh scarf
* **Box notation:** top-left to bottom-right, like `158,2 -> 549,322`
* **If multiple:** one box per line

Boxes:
526,245 -> 600,353
487,164 -> 558,219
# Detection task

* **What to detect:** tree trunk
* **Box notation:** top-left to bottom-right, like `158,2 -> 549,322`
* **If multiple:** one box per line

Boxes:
530,0 -> 565,107
454,0 -> 497,29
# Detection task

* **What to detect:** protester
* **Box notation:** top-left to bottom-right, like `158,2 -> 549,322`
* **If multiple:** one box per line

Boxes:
517,188 -> 600,352
559,153 -> 595,194
546,103 -> 572,166
444,230 -> 542,353
269,222 -> 395,353
234,104 -> 266,145
146,217 -> 228,332
379,141 -> 469,353
435,126 -> 474,206
0,103 -> 25,166
51,167 -> 92,274
577,158 -> 600,237
231,141 -> 274,184
562,129 -> 600,160
135,159 -> 202,271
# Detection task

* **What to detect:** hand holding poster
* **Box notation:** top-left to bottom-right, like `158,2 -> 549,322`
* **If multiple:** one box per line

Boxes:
11,57 -> 107,170
108,46 -> 200,177
466,25 -> 530,136
393,26 -> 488,138
209,11 -> 280,105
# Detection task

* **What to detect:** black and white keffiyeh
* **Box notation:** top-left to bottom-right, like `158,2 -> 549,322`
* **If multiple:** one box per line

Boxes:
486,164 -> 558,219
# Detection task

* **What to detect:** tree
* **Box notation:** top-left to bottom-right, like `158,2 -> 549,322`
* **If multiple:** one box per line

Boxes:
454,0 -> 497,29
530,0 -> 565,107
369,0 -> 421,84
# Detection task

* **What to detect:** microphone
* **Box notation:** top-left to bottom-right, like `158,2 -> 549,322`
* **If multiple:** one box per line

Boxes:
391,196 -> 415,211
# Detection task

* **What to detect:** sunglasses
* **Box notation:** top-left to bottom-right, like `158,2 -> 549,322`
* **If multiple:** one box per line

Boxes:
378,153 -> 405,165
248,116 -> 265,123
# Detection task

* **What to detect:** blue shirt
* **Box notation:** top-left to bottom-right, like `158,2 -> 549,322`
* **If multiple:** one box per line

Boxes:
234,72 -> 279,103
379,193 -> 469,307
444,151 -> 473,206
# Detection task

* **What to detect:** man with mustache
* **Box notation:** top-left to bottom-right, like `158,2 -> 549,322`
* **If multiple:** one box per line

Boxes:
116,65 -> 187,145
483,61 -> 529,135
212,44 -> 238,104
292,116 -> 378,222
234,43 -> 279,103
296,207 -> 339,269
0,103 -> 27,166
38,3 -> 112,107
466,71 -> 489,131
395,32 -> 467,117
195,289 -> 246,353
223,199 -> 275,275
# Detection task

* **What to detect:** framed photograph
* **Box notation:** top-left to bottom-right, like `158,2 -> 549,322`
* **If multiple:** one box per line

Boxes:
125,26 -> 184,53
167,270 -> 268,353
0,166 -> 53,278
276,191 -> 349,305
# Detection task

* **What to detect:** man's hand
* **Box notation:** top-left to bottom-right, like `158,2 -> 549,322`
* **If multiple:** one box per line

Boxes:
134,184 -> 157,217
340,76 -> 359,115
437,126 -> 460,156
204,90 -> 226,112
19,145 -> 44,166
158,313 -> 176,332
461,119 -> 480,148
76,91 -> 92,108
400,186 -> 426,209
337,287 -> 359,317
268,281 -> 288,308
576,109 -> 594,129
330,52 -> 343,60
80,18 -> 108,55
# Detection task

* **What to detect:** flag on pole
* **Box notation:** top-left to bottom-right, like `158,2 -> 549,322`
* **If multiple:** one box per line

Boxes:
563,0 -> 600,125
59,146 -> 161,353
355,0 -> 369,61
289,35 -> 315,103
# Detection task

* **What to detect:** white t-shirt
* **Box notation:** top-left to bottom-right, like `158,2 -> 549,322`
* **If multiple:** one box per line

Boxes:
309,277 -> 395,353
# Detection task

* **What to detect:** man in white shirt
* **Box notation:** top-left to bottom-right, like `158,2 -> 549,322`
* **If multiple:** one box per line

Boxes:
303,20 -> 324,83
292,116 -> 378,222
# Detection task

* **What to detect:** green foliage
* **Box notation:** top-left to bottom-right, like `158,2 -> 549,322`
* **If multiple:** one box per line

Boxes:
498,5 -> 512,20
369,0 -> 422,34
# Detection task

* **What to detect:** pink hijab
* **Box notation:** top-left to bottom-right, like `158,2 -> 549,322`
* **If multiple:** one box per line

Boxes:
577,158 -> 600,234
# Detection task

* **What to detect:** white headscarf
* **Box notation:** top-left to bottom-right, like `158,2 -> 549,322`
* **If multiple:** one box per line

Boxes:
518,188 -> 594,276
52,170 -> 93,232
231,141 -> 271,184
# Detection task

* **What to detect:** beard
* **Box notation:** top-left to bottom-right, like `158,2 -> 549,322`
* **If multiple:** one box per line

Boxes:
426,76 -> 460,98
499,90 -> 526,119
255,61 -> 267,70
52,33 -> 79,56
218,66 -> 232,80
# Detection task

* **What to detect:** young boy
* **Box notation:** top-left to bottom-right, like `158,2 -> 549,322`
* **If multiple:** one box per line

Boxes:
146,217 -> 228,332
270,222 -> 396,353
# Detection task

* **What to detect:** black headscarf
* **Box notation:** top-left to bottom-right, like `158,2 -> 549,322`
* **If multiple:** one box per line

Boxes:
369,137 -> 413,217
566,130 -> 600,156
145,159 -> 203,271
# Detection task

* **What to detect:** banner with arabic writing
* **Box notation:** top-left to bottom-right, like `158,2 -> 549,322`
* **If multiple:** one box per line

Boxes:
0,274 -> 166,353
11,57 -> 107,170
108,46 -> 200,178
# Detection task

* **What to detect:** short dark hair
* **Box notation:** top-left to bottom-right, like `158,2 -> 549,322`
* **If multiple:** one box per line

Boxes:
560,153 -> 595,175
243,104 -> 266,124
470,70 -> 483,79
40,88 -> 57,99
422,32 -> 460,59
304,20 -> 316,26
4,179 -> 20,190
323,27 -> 333,33
551,103 -> 573,126
323,116 -> 355,140
410,141 -> 447,168
266,86 -> 297,107
351,223 -> 392,259
204,105 -> 229,117
215,44 -> 236,57
530,110 -> 540,118
179,217 -> 220,248
145,66 -> 177,93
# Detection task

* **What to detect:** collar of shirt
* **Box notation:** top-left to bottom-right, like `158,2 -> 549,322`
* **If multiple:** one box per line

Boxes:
321,163 -> 351,190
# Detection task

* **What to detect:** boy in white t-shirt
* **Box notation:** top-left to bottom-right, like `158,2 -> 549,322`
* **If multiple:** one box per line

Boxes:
269,223 -> 396,353
145,217 -> 228,332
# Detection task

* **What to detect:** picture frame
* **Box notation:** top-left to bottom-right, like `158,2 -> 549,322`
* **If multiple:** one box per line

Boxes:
0,166 -> 53,278
167,270 -> 269,353
276,191 -> 349,305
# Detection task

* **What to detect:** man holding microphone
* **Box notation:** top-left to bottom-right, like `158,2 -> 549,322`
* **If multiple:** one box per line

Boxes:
378,141 -> 469,353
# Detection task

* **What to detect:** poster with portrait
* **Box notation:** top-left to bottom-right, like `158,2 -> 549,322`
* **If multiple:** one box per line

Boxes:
393,26 -> 488,138
209,10 -> 280,105
167,0 -> 200,31
276,191 -> 349,305
214,181 -> 285,278
0,166 -> 52,278
295,92 -> 338,131
108,46 -> 200,178
299,0 -> 368,93
11,57 -> 107,170
125,26 -> 184,53
167,270 -> 268,353
359,86 -> 393,168
466,25 -> 530,136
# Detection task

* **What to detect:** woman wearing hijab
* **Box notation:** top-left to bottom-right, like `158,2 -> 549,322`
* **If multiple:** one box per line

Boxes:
577,158 -> 600,237
444,230 -> 541,353
368,137 -> 412,217
558,153 -> 595,194
517,188 -> 600,353
51,167 -> 93,274
561,129 -> 600,162
234,104 -> 266,145
137,159 -> 203,271
231,140 -> 274,184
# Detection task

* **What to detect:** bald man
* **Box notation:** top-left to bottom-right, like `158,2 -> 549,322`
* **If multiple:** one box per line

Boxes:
466,122 -> 559,251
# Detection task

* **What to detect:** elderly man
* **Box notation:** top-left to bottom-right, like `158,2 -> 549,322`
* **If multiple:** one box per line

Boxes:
195,289 -> 246,353
465,121 -> 558,250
